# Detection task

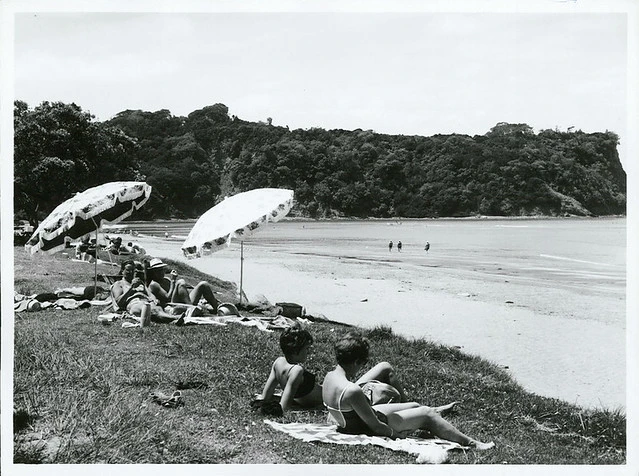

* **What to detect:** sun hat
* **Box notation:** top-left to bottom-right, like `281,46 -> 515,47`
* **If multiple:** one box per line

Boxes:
148,258 -> 167,269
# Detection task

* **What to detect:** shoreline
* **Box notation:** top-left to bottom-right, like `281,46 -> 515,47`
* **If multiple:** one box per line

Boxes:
134,234 -> 625,411
106,214 -> 627,228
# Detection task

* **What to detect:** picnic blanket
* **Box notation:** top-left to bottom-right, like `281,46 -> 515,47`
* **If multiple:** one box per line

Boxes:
264,419 -> 467,464
15,290 -> 112,313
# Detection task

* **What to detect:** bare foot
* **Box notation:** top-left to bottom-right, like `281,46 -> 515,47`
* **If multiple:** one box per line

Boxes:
469,440 -> 495,451
435,401 -> 459,416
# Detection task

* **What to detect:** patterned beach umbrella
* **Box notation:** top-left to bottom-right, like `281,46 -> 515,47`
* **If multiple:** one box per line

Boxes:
182,188 -> 294,304
24,181 -> 152,255
181,188 -> 294,259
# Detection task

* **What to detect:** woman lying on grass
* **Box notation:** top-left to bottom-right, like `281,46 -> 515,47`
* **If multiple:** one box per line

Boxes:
258,325 -> 411,416
111,260 -> 183,324
322,331 -> 495,450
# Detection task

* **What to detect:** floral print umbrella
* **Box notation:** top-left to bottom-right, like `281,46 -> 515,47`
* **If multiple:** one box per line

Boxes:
25,181 -> 152,255
181,188 -> 294,304
181,188 -> 294,259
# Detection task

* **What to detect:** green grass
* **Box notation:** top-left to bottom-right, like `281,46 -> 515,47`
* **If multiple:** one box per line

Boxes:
12,248 -> 626,464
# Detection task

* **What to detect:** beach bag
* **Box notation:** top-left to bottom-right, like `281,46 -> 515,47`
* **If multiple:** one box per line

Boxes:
360,380 -> 401,405
276,302 -> 303,318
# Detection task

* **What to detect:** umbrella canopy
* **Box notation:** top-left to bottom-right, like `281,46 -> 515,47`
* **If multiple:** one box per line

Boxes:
25,181 -> 152,255
182,188 -> 294,259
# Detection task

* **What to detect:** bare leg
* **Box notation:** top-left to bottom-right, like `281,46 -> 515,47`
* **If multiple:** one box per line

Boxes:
172,279 -> 193,304
150,305 -> 182,324
189,281 -> 219,309
355,361 -> 409,402
382,406 -> 494,449
127,302 -> 179,324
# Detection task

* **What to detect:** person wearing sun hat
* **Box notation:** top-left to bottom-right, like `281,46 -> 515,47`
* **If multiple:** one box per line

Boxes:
111,260 -> 184,324
146,257 -> 220,312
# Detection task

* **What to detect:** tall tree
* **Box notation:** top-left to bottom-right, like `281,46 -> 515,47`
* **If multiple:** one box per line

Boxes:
14,101 -> 139,226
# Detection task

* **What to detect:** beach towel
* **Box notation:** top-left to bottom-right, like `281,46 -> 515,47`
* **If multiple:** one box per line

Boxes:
14,291 -> 111,313
263,419 -> 467,464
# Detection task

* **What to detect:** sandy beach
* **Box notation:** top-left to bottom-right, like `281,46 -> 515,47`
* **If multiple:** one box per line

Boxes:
134,233 -> 625,411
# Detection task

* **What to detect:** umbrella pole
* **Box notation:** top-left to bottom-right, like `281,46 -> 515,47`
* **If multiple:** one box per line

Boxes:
94,225 -> 99,298
239,241 -> 244,306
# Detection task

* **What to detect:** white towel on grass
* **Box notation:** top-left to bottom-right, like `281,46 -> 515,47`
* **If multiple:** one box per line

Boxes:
264,419 -> 467,464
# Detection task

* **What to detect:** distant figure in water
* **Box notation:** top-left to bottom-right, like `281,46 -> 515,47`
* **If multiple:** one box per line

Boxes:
388,241 -> 393,252
165,231 -> 169,239
425,242 -> 430,253
397,241 -> 402,252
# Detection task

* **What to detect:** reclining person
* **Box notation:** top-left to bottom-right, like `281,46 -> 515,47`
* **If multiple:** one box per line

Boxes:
322,331 -> 495,450
111,260 -> 181,323
145,258 -> 219,313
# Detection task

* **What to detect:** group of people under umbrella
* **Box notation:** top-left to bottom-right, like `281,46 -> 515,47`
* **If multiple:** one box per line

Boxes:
110,257 -> 224,324
24,182 -> 295,304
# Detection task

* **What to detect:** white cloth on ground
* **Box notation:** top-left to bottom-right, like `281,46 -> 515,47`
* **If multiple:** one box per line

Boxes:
263,419 -> 467,464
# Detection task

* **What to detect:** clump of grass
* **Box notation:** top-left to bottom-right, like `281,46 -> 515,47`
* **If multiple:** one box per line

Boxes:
366,324 -> 395,340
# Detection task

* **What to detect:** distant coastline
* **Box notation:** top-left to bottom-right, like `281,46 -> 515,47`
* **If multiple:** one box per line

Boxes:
109,213 -> 627,228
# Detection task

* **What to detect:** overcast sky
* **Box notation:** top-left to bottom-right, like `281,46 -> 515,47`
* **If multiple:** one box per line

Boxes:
7,4 -> 633,168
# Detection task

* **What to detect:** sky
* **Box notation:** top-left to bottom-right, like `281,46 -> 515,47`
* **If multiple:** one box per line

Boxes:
6,4 -> 633,169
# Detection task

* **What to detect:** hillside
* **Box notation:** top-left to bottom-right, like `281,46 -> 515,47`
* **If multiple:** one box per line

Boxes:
14,100 -> 626,224
105,106 -> 626,219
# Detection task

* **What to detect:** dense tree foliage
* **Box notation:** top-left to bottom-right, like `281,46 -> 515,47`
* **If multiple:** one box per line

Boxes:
14,101 -> 140,225
15,101 -> 626,225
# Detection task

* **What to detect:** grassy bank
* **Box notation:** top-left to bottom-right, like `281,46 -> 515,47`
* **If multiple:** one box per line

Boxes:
11,248 -> 625,464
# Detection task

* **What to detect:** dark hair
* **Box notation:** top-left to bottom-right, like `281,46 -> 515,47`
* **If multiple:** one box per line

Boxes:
279,325 -> 313,357
335,332 -> 370,366
119,259 -> 136,275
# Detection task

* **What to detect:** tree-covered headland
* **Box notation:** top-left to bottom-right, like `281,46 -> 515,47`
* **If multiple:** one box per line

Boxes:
14,100 -> 626,225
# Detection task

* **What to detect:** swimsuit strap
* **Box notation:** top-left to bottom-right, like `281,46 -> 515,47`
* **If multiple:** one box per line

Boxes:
324,384 -> 351,412
336,385 -> 350,412
285,363 -> 302,378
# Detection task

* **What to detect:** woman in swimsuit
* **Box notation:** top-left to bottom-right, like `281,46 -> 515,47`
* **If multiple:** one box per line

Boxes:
111,260 -> 182,324
322,331 -> 495,450
258,325 -> 409,415
258,325 -> 323,413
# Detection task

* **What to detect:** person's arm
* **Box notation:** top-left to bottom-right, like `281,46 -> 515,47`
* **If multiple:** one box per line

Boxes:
348,386 -> 395,438
279,365 -> 305,412
167,272 -> 179,302
149,280 -> 171,306
141,282 -> 160,305
112,281 -> 138,310
260,362 -> 279,401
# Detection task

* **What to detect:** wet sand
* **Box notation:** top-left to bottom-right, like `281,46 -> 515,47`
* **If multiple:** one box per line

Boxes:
136,235 -> 625,411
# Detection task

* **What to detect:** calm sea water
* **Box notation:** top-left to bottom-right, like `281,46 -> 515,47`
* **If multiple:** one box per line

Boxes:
115,217 -> 626,298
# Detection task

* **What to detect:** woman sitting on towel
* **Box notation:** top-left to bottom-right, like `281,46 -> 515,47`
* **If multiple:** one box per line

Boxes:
322,331 -> 495,450
111,260 -> 182,323
258,325 -> 408,415
145,258 -> 219,313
